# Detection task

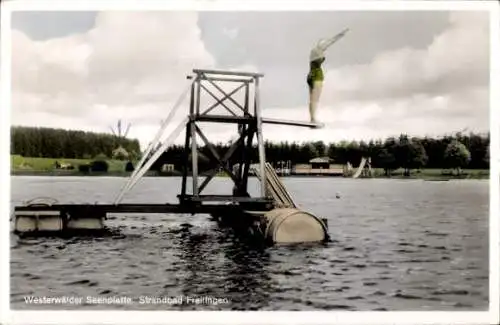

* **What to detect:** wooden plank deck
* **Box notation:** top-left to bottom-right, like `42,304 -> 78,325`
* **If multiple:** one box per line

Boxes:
14,202 -> 273,216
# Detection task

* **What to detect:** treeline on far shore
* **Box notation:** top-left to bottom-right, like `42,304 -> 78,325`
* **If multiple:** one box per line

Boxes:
11,126 -> 141,160
11,126 -> 489,177
155,132 -> 489,176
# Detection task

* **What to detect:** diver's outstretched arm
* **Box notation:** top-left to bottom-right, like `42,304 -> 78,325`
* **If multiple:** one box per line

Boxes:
317,28 -> 349,52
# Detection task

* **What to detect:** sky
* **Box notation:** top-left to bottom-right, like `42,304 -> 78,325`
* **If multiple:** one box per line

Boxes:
10,9 -> 490,150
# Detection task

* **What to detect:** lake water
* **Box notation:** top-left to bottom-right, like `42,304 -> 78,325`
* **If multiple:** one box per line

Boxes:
10,176 -> 489,311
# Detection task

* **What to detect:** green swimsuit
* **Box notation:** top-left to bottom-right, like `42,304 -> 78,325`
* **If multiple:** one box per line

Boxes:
307,58 -> 325,89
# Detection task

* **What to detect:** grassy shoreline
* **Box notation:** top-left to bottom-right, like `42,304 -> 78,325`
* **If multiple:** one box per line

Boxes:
10,170 -> 489,180
357,168 -> 489,180
11,155 -> 489,180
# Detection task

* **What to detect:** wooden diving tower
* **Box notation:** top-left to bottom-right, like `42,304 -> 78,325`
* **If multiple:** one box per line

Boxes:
179,69 -> 321,207
13,69 -> 329,245
179,69 -> 268,207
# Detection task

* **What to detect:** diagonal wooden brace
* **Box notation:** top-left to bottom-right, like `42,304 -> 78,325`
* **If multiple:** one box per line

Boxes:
203,74 -> 246,113
196,126 -> 252,194
200,82 -> 245,116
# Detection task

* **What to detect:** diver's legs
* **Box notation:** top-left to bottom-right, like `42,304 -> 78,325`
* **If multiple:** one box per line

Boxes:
309,81 -> 323,123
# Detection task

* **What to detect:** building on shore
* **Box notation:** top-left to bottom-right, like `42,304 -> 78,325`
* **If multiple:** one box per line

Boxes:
161,164 -> 175,172
232,157 -> 370,178
292,157 -> 345,176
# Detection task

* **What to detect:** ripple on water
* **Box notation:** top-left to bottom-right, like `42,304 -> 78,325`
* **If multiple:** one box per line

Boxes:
332,286 -> 350,293
329,259 -> 347,264
281,270 -> 300,276
346,296 -> 364,301
124,273 -> 147,280
406,258 -> 442,263
431,289 -> 480,296
378,276 -> 393,280
65,279 -> 99,287
392,292 -> 423,300
396,249 -> 418,254
424,231 -> 449,237
21,272 -> 41,280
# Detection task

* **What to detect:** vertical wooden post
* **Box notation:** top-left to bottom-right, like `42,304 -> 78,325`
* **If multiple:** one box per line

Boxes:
191,77 -> 199,196
191,122 -> 198,196
195,73 -> 201,116
254,77 -> 266,198
242,127 -> 255,192
180,121 -> 191,199
238,82 -> 250,186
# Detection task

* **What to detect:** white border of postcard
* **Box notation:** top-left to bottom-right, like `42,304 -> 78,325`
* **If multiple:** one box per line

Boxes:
1,1 -> 498,325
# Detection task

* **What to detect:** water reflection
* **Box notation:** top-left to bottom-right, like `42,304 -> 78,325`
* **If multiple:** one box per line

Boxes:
221,236 -> 273,310
177,222 -> 273,310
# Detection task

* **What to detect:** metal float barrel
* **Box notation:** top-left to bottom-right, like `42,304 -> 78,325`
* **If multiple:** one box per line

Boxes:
13,197 -> 105,235
262,208 -> 328,244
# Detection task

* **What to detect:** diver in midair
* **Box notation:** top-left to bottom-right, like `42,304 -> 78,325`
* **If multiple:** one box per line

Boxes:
307,28 -> 349,125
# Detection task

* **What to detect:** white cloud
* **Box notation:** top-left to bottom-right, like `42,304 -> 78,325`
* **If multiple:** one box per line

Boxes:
324,12 -> 488,102
222,27 -> 239,40
11,11 -> 264,150
12,11 -> 216,149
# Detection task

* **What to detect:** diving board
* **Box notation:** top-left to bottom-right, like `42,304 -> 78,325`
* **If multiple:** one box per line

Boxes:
262,117 -> 325,129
